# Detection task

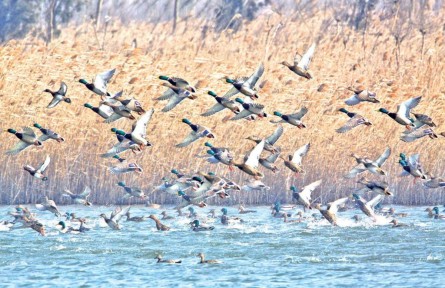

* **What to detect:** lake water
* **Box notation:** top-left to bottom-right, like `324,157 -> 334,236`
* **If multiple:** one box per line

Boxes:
1,205 -> 444,287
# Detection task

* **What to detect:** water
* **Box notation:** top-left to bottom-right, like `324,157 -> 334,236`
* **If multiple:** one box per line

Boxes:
1,205 -> 444,287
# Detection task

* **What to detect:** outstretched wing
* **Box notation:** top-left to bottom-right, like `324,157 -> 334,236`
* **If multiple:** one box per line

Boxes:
244,140 -> 265,168
6,141 -> 31,155
368,194 -> 383,209
57,82 -> 68,96
300,179 -> 322,200
265,152 -> 280,163
201,103 -> 225,117
230,108 -> 253,120
297,43 -> 316,70
375,147 -> 391,167
289,107 -> 308,120
245,63 -> 264,88
47,96 -> 62,108
104,113 -> 123,124
345,164 -> 366,178
327,197 -> 348,213
156,88 -> 176,100
80,186 -> 92,198
397,96 -> 422,119
94,68 -> 116,93
161,94 -> 185,112
266,125 -> 283,145
132,108 -> 154,138
291,143 -> 310,165
336,115 -> 365,133
37,155 -> 51,173
222,86 -> 240,99
176,131 -> 199,148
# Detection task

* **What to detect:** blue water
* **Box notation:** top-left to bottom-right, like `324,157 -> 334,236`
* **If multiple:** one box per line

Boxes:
1,205 -> 444,287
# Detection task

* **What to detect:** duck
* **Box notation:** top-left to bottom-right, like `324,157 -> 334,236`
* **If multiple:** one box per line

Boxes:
190,220 -> 214,232
204,142 -> 234,169
230,98 -> 267,120
201,90 -> 241,116
241,180 -> 270,192
36,196 -> 61,217
155,255 -> 182,264
399,153 -> 427,180
83,103 -> 113,119
156,82 -> 198,112
378,96 -> 422,129
22,217 -> 46,236
101,134 -> 142,158
352,194 -> 383,221
283,214 -> 301,223
281,43 -> 316,79
271,201 -> 293,218
346,146 -> 391,178
412,113 -> 436,128
344,87 -> 380,106
79,68 -> 116,96
5,127 -> 42,155
108,156 -> 143,175
231,140 -> 265,179
220,208 -> 243,225
425,207 -> 435,218
159,75 -> 196,92
422,174 -> 445,189
197,253 -> 221,264
271,107 -> 308,128
33,123 -> 64,142
238,204 -> 256,214
105,90 -> 146,115
246,125 -> 283,153
291,179 -> 322,210
23,155 -> 50,181
100,92 -> 136,123
176,190 -> 212,210
384,207 -> 408,218
282,143 -> 310,176
357,177 -> 393,196
44,82 -> 70,108
111,108 -> 154,149
125,210 -> 147,222
62,186 -> 92,206
160,211 -> 175,220
432,207 -> 445,219
400,127 -> 438,142
224,63 -> 264,100
314,197 -> 349,226
176,119 -> 214,148
117,182 -> 147,199
389,219 -> 408,227
259,151 -> 280,173
56,221 -> 81,234
336,108 -> 372,133
100,206 -> 130,230
148,215 -> 170,231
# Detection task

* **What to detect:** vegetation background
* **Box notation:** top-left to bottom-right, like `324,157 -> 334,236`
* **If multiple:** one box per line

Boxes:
0,0 -> 444,206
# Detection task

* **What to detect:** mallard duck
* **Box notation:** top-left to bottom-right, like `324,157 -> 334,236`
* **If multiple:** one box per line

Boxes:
117,182 -> 147,199
23,155 -> 50,181
125,210 -> 147,222
282,143 -> 310,176
83,103 -> 113,119
344,87 -> 380,105
432,207 -> 445,219
156,82 -> 197,112
201,91 -> 241,117
399,153 -> 427,180
352,194 -> 383,221
160,211 -> 175,220
283,214 -> 301,223
246,125 -> 283,153
314,197 -> 349,226
336,108 -> 372,133
230,98 -> 267,120
100,92 -> 136,123
384,207 -> 408,218
241,180 -> 270,192
56,221 -> 81,234
378,96 -> 422,129
281,43 -> 316,79
190,220 -> 214,232
100,206 -> 130,230
271,201 -> 293,218
412,113 -> 436,128
389,219 -> 408,227
204,142 -> 234,169
357,177 -> 393,196
44,82 -> 70,108
231,140 -> 265,179
36,196 -> 61,217
148,215 -> 170,231
22,217 -> 46,236
159,75 -> 196,92
259,151 -> 280,173
291,179 -> 322,210
400,127 -> 438,142
220,208 -> 243,225
108,156 -> 143,175
224,63 -> 264,100
105,90 -> 146,115
5,127 -> 42,155
33,123 -> 64,143
197,253 -> 221,264
271,107 -> 308,128
79,68 -> 116,96
111,108 -> 154,149
101,134 -> 142,158
176,119 -> 214,148
346,147 -> 391,178
238,204 -> 256,214
62,186 -> 92,206
423,174 -> 445,189
155,255 -> 182,264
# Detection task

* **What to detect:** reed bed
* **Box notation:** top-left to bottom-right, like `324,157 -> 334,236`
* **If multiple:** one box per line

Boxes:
0,9 -> 444,206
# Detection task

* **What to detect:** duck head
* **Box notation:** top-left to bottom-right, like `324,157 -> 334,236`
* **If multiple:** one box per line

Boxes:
290,186 -> 297,192
433,207 -> 440,214
274,201 -> 281,212
208,91 -> 218,97
79,79 -> 88,85
208,172 -> 216,176
113,155 -> 125,162
273,111 -> 283,117
178,190 -> 186,196
399,153 -> 406,160
64,98 -> 72,103
339,108 -> 349,114
204,142 -> 213,148
226,78 -> 235,84
378,108 -> 389,114
84,103 -> 94,109
191,219 -> 200,227
33,123 -> 43,129
57,221 -> 66,230
352,193 -> 361,200
111,128 -> 126,136
206,150 -> 216,156
192,176 -> 204,184
235,98 -> 244,104
117,181 -> 126,187
221,208 -> 228,215
182,118 -> 192,125
7,128 -> 17,134
159,75 -> 169,81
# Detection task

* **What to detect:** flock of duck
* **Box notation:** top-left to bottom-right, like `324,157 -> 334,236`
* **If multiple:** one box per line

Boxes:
2,43 -> 445,261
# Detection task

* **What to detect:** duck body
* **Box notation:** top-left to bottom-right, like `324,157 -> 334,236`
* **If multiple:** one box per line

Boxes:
399,153 -> 427,179
272,108 -> 307,128
346,147 -> 391,178
100,206 -> 130,230
191,219 -> 214,231
336,108 -> 372,133
33,123 -> 64,142
197,253 -> 221,264
148,215 -> 170,231
156,256 -> 182,264
84,103 -> 113,119
79,68 -> 115,96
378,96 -> 422,128
357,177 -> 393,196
201,91 -> 240,116
344,88 -> 380,105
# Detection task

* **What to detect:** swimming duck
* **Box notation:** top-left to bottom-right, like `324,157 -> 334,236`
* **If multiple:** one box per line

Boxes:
201,90 -> 241,116
399,153 -> 427,180
190,220 -> 214,231
352,194 -> 383,221
230,98 -> 267,120
314,197 -> 349,226
125,210 -> 147,222
83,103 -> 114,119
100,206 -> 130,230
148,215 -> 170,231
344,87 -> 380,106
220,208 -> 243,225
282,143 -> 310,176
283,214 -> 301,223
259,151 -> 280,173
109,156 -> 143,175
357,177 -> 393,196
346,147 -> 391,178
117,182 -> 147,199
155,255 -> 182,264
204,142 -> 234,169
197,253 -> 221,264
281,43 -> 316,79
56,221 -> 81,234
271,201 -> 293,218
79,68 -> 116,96
62,186 -> 92,206
160,211 -> 175,220
432,207 -> 445,219
5,127 -> 42,155
389,219 -> 408,227
246,125 -> 283,153
336,108 -> 372,133
44,82 -> 70,108
238,204 -> 257,214
159,75 -> 196,92
231,140 -> 265,179
111,108 -> 154,149
224,63 -> 264,100
384,207 -> 408,218
423,174 -> 445,189
378,96 -> 422,129
23,155 -> 50,181
33,123 -> 64,143
400,127 -> 438,142
242,180 -> 270,192
36,196 -> 61,217
176,119 -> 214,148
291,179 -> 322,210
425,207 -> 435,218
271,107 -> 308,128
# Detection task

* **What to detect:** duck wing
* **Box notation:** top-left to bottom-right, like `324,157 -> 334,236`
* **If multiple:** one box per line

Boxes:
375,147 -> 391,167
230,108 -> 253,120
176,131 -> 200,148
289,107 -> 308,120
367,194 -> 383,209
80,186 -> 92,198
222,86 -> 240,99
244,140 -> 265,168
297,43 -> 316,70
57,82 -> 67,96
397,96 -> 421,119
265,125 -> 283,145
201,103 -> 225,117
111,206 -> 130,222
400,129 -> 429,142
327,197 -> 348,213
161,93 -> 186,112
22,127 -> 37,138
265,151 -> 280,163
6,141 -> 31,155
344,94 -> 360,106
245,63 -> 264,88
156,88 -> 176,100
94,68 -> 116,94
104,113 -> 123,124
345,164 -> 367,178
37,155 -> 50,173
291,143 -> 310,165
101,139 -> 134,157
131,108 -> 154,139
47,96 -> 62,108
300,179 -> 322,201
336,115 -> 365,133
